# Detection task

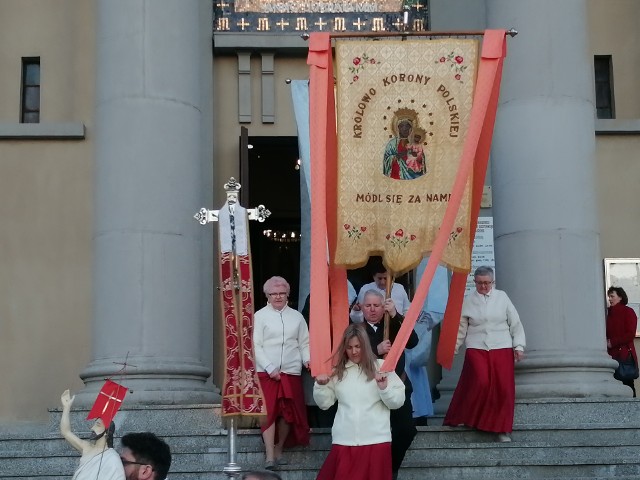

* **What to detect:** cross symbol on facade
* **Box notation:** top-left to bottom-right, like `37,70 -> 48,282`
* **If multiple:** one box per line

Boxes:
352,17 -> 366,31
392,17 -> 404,30
237,18 -> 250,31
276,18 -> 289,30
315,17 -> 327,30
413,1 -> 424,12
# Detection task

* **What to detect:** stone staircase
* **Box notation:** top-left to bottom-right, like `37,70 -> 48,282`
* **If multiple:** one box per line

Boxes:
1,399 -> 640,480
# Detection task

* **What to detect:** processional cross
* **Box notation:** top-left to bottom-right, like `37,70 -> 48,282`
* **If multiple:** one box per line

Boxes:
194,178 -> 270,228
194,177 -> 270,478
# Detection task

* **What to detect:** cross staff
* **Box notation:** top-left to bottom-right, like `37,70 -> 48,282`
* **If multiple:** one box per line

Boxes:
194,177 -> 270,478
194,178 -> 270,227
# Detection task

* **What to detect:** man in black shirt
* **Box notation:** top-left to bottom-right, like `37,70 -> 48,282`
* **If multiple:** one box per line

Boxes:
357,289 -> 419,480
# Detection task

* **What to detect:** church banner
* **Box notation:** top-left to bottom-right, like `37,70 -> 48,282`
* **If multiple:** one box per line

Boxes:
218,204 -> 266,417
334,38 -> 479,275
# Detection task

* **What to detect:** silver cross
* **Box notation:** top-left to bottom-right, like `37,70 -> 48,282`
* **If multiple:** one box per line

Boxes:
194,177 -> 271,225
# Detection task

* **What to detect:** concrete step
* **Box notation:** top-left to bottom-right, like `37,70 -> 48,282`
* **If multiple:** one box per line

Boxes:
2,399 -> 640,480
2,427 -> 640,478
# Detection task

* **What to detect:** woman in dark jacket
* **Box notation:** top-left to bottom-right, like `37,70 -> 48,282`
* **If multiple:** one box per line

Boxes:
606,286 -> 638,397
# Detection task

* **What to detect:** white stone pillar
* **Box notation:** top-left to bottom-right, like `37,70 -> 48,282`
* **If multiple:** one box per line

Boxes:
487,0 -> 628,397
78,0 -> 217,405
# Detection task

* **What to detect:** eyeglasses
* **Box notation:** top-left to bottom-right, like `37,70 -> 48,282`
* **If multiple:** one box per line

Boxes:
474,281 -> 494,286
268,292 -> 288,297
121,459 -> 150,468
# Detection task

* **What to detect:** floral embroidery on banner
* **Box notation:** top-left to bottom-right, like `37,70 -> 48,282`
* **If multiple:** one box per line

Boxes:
349,53 -> 380,84
435,52 -> 468,83
344,224 -> 367,240
385,228 -> 417,249
448,226 -> 464,245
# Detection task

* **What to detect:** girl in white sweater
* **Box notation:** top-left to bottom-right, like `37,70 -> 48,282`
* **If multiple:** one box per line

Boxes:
314,324 -> 405,480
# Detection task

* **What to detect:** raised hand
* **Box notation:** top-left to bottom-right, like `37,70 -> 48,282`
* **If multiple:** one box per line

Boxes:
383,298 -> 397,317
61,389 -> 75,410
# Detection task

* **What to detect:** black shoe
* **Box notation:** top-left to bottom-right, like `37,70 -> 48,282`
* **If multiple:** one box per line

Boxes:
415,416 -> 429,426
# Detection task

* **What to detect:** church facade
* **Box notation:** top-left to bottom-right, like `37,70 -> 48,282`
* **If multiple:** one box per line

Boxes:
0,0 -> 639,423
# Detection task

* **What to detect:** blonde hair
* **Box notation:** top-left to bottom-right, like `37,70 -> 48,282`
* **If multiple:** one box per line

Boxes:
331,324 -> 378,381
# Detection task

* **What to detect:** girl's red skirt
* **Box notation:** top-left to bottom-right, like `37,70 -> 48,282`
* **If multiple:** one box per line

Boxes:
316,442 -> 392,480
258,372 -> 310,447
443,347 -> 515,433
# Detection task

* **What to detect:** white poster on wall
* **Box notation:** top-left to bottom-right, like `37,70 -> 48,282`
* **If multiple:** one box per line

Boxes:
465,216 -> 495,294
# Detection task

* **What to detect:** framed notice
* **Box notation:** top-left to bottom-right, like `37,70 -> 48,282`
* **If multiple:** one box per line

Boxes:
604,258 -> 640,336
465,217 -> 495,294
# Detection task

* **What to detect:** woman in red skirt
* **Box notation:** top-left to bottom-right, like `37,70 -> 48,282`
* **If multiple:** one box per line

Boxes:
314,324 -> 406,480
254,276 -> 310,469
443,266 -> 526,442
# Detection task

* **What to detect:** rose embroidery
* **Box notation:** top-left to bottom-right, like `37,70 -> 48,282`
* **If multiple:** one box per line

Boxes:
386,229 -> 417,249
349,52 -> 380,84
344,224 -> 368,240
435,51 -> 468,83
448,226 -> 464,245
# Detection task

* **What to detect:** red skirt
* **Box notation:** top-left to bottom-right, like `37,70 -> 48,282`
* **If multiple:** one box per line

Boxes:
316,443 -> 392,480
443,348 -> 515,433
258,372 -> 310,447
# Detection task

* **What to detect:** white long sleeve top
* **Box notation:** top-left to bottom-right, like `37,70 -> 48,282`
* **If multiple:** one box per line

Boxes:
253,303 -> 310,375
313,359 -> 405,446
456,288 -> 526,353
350,282 -> 411,323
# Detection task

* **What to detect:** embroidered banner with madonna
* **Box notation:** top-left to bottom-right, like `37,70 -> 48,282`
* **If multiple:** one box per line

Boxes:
307,31 -> 508,375
334,39 -> 479,275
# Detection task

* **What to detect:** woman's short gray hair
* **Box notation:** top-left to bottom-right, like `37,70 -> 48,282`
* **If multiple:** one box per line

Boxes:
474,266 -> 494,279
263,276 -> 290,295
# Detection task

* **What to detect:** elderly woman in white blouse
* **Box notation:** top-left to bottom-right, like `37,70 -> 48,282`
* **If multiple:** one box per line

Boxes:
253,276 -> 310,470
443,266 -> 525,442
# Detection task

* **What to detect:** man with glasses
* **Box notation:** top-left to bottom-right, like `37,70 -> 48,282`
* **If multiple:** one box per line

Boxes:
443,266 -> 526,443
120,432 -> 171,480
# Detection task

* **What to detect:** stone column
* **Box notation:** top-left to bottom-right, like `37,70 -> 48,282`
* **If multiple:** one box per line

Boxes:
487,0 -> 628,397
78,0 -> 218,405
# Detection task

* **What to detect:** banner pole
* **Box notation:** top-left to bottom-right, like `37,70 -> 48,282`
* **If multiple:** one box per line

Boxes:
383,272 -> 394,343
321,28 -> 517,40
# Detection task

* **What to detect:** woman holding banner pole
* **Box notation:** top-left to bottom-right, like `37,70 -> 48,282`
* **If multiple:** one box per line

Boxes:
314,323 -> 405,480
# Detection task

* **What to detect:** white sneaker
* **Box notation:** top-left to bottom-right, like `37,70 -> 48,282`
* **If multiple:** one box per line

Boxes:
496,433 -> 512,442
